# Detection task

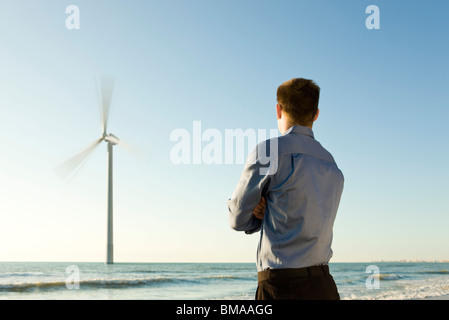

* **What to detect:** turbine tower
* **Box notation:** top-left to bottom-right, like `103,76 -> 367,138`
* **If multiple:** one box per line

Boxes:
55,75 -> 128,264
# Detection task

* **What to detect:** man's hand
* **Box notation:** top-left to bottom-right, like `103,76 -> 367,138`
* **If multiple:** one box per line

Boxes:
253,197 -> 267,220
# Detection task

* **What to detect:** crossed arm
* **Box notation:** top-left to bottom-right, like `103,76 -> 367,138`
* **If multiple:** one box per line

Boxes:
253,197 -> 267,220
227,146 -> 271,233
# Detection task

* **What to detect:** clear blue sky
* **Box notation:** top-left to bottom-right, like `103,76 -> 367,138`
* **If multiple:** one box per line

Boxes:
0,0 -> 448,262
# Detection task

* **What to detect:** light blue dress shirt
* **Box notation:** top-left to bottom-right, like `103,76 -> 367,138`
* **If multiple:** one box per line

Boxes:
228,125 -> 344,272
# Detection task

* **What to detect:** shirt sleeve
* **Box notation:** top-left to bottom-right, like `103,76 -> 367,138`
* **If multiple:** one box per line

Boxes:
227,141 -> 274,234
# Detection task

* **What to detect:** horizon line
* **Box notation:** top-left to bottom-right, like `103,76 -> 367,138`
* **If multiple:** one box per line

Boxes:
1,260 -> 448,264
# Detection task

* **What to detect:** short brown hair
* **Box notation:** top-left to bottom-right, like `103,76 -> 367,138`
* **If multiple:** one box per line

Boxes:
277,78 -> 320,126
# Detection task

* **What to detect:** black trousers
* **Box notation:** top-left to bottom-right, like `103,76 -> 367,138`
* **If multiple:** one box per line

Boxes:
256,265 -> 340,300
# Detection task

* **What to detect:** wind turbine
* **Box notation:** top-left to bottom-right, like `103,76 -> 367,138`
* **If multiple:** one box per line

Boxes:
55,75 -> 131,264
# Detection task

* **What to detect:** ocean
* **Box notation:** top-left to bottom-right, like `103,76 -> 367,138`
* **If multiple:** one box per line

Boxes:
0,262 -> 448,300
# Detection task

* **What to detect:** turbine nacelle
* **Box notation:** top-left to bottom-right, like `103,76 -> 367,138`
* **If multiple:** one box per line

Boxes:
104,133 -> 120,145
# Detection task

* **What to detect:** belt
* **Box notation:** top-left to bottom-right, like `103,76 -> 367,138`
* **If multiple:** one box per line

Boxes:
258,265 -> 330,282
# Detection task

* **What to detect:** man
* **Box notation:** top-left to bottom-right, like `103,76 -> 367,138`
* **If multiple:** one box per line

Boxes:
228,78 -> 344,300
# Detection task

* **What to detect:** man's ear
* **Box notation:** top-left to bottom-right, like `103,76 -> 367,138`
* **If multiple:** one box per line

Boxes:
313,108 -> 320,122
276,104 -> 282,120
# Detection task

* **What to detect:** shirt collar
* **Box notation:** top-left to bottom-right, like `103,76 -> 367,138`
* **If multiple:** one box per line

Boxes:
284,125 -> 314,139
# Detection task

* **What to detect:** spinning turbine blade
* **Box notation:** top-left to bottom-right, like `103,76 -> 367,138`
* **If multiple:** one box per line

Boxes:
99,75 -> 115,135
118,139 -> 152,163
54,138 -> 103,181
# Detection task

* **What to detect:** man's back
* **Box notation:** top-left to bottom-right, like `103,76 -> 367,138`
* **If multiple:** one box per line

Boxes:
256,125 -> 344,271
228,125 -> 344,271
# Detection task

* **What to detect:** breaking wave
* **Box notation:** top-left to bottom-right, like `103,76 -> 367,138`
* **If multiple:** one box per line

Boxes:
0,277 -> 190,292
0,274 -> 251,293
